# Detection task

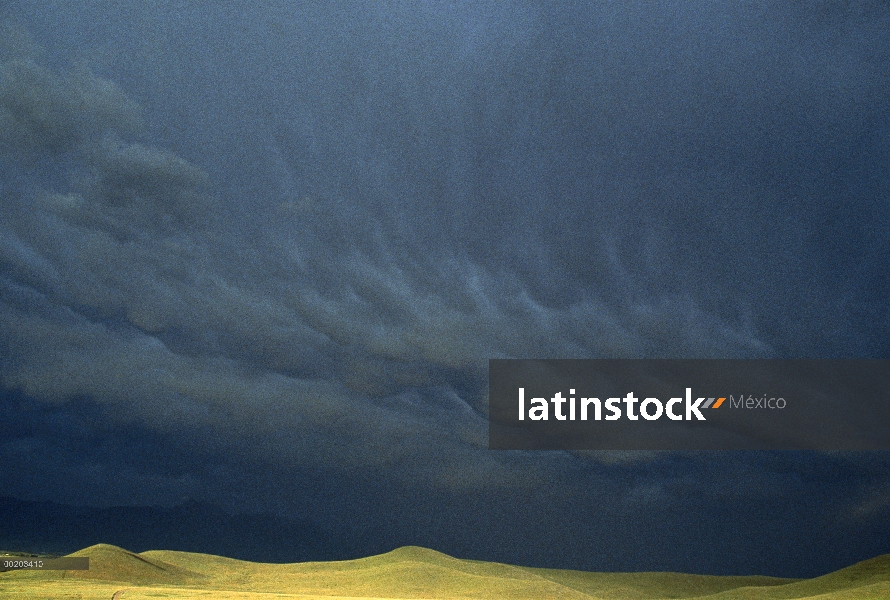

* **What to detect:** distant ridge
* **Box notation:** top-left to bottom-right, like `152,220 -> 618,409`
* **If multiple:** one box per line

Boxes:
0,495 -> 330,563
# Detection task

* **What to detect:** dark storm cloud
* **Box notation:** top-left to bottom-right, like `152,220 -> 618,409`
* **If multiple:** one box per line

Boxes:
0,0 -> 888,574
0,4 -> 774,482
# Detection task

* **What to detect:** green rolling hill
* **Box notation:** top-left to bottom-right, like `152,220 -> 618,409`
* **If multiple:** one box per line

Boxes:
0,543 -> 887,599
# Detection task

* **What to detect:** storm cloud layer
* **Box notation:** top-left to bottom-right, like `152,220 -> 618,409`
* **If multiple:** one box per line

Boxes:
1,0 -> 888,577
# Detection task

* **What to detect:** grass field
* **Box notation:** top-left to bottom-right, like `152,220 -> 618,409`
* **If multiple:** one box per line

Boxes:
0,543 -> 888,599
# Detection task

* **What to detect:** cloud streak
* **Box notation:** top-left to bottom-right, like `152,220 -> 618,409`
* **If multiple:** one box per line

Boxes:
0,19 -> 779,490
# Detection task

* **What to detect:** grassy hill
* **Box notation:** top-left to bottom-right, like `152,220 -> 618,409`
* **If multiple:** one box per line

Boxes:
0,543 -> 887,600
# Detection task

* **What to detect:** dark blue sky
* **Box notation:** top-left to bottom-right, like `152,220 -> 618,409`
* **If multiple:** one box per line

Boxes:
0,0 -> 888,579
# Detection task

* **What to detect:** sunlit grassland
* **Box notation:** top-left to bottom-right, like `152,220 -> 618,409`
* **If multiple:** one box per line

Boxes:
0,543 -> 887,599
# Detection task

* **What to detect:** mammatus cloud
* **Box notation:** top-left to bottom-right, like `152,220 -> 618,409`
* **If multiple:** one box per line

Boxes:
0,22 -> 775,496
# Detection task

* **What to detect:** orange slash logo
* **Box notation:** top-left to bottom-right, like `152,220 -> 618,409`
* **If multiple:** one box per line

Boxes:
703,397 -> 726,409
